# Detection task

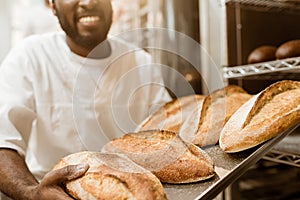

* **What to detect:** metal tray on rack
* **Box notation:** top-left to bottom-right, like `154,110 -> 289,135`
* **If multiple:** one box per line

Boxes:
163,124 -> 300,200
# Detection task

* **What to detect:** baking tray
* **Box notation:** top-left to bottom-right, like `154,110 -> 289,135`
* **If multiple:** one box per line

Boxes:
163,124 -> 300,200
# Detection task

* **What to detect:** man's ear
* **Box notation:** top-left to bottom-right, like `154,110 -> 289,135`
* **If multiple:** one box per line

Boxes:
50,1 -> 57,16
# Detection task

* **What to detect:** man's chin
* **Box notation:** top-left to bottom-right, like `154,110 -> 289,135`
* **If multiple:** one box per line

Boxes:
76,37 -> 103,49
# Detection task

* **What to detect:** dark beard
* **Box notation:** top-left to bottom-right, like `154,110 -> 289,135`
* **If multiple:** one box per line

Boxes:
56,11 -> 111,49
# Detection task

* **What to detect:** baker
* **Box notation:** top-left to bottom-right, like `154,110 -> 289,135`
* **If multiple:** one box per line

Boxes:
0,0 -> 171,199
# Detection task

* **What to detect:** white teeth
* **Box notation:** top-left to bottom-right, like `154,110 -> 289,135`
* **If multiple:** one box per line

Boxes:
79,16 -> 100,23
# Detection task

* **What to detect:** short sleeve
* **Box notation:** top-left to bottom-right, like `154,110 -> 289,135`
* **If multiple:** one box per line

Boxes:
0,42 -> 36,157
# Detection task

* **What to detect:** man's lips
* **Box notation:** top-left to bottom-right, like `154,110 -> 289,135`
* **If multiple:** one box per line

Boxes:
78,16 -> 101,23
78,16 -> 100,23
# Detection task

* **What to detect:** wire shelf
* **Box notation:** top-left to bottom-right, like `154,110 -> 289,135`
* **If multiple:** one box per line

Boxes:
226,0 -> 300,13
263,149 -> 300,168
223,57 -> 300,79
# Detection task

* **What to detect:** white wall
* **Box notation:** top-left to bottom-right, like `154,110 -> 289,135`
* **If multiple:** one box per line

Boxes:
0,0 -> 12,64
199,0 -> 227,93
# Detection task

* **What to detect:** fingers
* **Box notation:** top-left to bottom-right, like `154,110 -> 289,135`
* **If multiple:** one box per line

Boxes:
41,163 -> 89,186
44,188 -> 76,200
32,184 -> 76,200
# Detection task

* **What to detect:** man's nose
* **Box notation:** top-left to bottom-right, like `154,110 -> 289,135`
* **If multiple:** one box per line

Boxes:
78,0 -> 96,9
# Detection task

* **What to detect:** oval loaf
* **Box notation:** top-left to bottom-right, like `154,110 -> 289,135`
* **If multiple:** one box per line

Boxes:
247,45 -> 277,64
137,95 -> 205,133
276,39 -> 300,59
102,130 -> 215,184
219,80 -> 300,153
180,85 -> 252,147
53,151 -> 167,200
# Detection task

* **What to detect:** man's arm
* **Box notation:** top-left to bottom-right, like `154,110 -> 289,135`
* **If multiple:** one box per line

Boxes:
0,148 -> 89,200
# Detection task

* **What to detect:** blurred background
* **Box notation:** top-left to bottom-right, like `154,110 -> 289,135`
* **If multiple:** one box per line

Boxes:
1,0 -> 300,199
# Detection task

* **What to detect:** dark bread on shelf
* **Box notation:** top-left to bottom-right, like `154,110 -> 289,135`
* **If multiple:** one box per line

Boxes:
247,45 -> 277,64
276,40 -> 300,59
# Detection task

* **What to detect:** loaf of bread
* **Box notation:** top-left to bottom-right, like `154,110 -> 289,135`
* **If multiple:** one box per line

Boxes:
137,95 -> 205,133
138,95 -> 205,133
180,85 -> 252,147
276,39 -> 300,59
53,151 -> 167,200
219,80 -> 300,153
247,45 -> 277,64
102,130 -> 215,184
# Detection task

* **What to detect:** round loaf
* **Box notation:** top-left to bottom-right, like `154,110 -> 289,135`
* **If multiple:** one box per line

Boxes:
276,39 -> 300,59
247,45 -> 277,64
53,151 -> 167,200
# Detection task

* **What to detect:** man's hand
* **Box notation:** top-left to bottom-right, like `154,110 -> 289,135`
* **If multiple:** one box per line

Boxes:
0,149 -> 89,200
30,163 -> 89,200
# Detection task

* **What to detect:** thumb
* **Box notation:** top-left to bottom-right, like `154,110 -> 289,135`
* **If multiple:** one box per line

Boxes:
41,163 -> 89,186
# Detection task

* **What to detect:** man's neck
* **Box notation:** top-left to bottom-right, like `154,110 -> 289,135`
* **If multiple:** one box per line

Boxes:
66,37 -> 111,59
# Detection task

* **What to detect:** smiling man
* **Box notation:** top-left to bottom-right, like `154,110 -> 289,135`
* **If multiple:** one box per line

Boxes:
0,0 -> 171,199
54,0 -> 113,56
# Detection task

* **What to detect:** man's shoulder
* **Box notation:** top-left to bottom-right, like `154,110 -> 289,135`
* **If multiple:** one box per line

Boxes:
19,31 -> 65,48
2,32 -> 67,67
9,32 -> 67,59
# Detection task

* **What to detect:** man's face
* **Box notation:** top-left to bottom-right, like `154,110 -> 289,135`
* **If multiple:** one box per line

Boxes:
52,0 -> 113,49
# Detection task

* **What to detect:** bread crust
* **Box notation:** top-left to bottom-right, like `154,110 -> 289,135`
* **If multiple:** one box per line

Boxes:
102,130 -> 215,184
220,80 -> 300,153
53,152 -> 167,200
247,45 -> 277,64
138,95 -> 205,133
276,39 -> 300,59
180,85 -> 251,147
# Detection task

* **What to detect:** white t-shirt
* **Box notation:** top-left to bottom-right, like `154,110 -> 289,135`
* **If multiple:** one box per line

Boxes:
0,32 -> 171,193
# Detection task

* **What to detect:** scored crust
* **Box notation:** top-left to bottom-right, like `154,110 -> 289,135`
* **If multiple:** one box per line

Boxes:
53,152 -> 167,200
138,95 -> 205,133
180,85 -> 252,147
219,80 -> 300,153
102,130 -> 215,184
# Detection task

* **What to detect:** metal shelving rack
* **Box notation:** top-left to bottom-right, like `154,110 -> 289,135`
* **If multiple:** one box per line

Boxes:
223,57 -> 300,168
263,149 -> 300,168
226,0 -> 300,13
223,56 -> 300,79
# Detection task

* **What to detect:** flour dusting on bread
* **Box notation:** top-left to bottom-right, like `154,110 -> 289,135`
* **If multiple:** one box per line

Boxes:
220,80 -> 300,153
